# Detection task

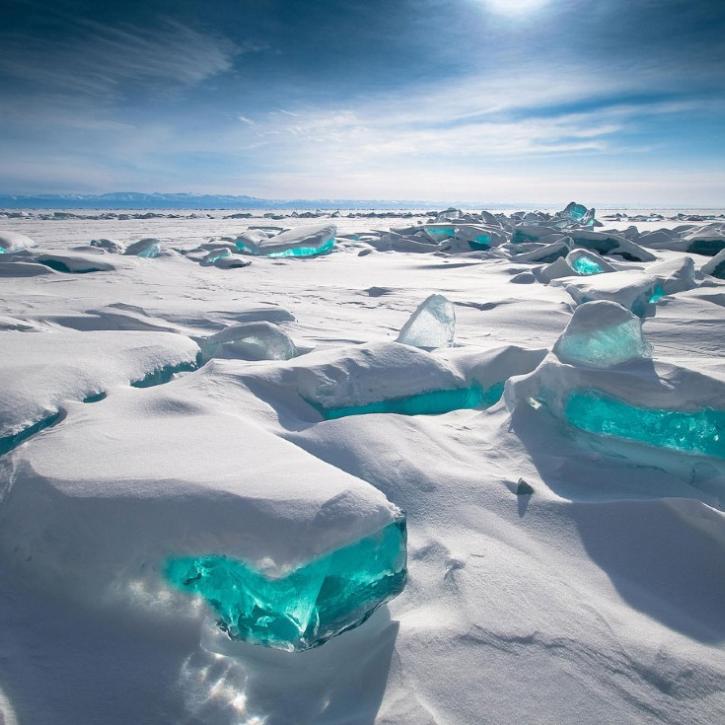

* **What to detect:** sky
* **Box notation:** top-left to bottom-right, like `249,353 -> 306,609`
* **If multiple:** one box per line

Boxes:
1,0 -> 724,205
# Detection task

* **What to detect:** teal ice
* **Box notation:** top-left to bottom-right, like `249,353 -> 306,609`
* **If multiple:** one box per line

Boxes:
565,390 -> 725,459
166,518 -> 407,651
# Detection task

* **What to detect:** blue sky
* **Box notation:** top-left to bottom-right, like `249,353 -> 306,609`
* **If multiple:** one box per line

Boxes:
1,0 -> 724,204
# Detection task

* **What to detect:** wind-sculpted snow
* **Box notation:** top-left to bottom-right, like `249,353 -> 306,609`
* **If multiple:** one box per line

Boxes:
1,206 -> 725,724
0,380 -> 402,610
0,330 -> 201,438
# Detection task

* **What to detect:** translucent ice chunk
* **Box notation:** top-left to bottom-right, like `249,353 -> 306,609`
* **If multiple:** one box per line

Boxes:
199,321 -> 297,362
649,285 -> 666,303
166,517 -> 407,652
200,248 -> 231,266
316,382 -> 504,420
125,239 -> 161,258
563,202 -> 588,221
553,301 -> 651,368
571,256 -> 604,275
565,390 -> 725,459
423,225 -> 456,240
397,294 -> 455,349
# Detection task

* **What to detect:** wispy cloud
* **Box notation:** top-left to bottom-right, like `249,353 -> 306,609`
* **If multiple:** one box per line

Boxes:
0,18 -> 246,99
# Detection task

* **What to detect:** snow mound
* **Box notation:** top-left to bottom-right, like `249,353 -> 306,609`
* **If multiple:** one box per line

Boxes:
0,380 -> 402,605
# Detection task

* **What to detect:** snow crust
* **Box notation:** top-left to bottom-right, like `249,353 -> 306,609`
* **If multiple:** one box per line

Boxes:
1,204 -> 724,724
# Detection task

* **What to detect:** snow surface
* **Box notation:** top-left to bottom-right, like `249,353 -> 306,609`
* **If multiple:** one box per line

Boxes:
1,208 -> 724,724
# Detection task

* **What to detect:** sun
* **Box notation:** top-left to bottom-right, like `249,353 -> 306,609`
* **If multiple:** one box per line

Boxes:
482,0 -> 550,16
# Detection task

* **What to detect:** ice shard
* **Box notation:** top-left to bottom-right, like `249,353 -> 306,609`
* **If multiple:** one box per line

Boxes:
199,321 -> 297,362
702,249 -> 725,279
565,389 -> 725,459
166,517 -> 407,652
397,294 -> 455,349
563,202 -> 588,221
200,248 -> 231,266
553,301 -> 651,368
571,256 -> 604,275
125,239 -> 161,258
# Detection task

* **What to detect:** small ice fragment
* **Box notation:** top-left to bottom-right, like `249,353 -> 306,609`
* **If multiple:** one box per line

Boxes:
553,301 -> 651,368
397,294 -> 455,350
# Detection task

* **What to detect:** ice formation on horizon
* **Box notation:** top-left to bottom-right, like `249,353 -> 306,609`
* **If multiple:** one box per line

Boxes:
166,516 -> 407,652
553,301 -> 651,368
397,294 -> 456,350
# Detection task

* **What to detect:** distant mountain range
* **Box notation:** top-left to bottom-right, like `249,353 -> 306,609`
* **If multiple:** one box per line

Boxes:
0,192 -> 529,210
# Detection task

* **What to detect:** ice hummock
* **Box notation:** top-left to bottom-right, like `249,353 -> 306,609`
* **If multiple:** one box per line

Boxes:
553,301 -> 651,368
236,224 -> 336,258
397,294 -> 455,349
166,516 -> 406,652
